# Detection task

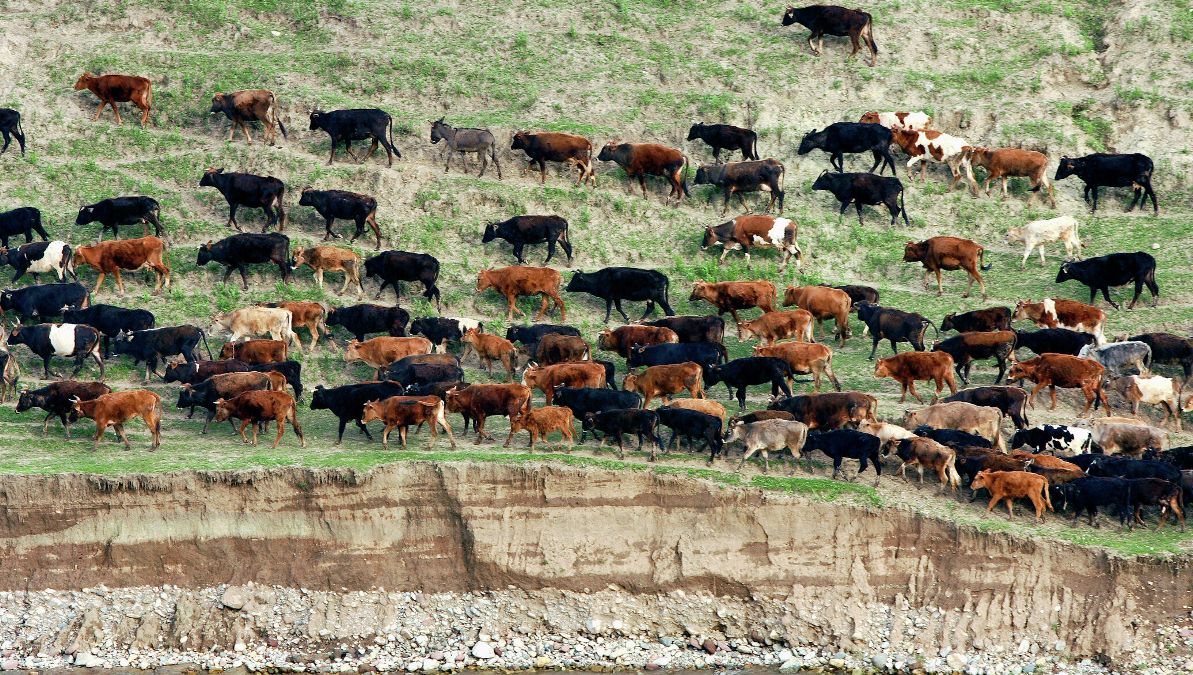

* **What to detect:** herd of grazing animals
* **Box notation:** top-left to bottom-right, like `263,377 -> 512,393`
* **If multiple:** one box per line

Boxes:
0,4 -> 1186,533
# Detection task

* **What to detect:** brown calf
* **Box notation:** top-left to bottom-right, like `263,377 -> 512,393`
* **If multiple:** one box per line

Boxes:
293,246 -> 364,295
461,328 -> 518,380
345,336 -> 433,377
260,300 -> 328,349
622,362 -> 705,407
737,309 -> 813,345
506,405 -> 576,450
512,130 -> 595,186
689,280 -> 776,329
884,437 -> 961,491
903,236 -> 990,298
874,351 -> 957,403
74,72 -> 153,126
597,325 -> 678,358
214,389 -> 304,449
210,90 -> 287,145
535,333 -> 590,365
477,266 -> 566,322
1007,354 -> 1105,417
782,285 -> 851,344
72,389 -> 162,451
753,342 -> 841,392
522,362 -> 606,404
72,236 -> 170,295
968,147 -> 1056,207
1013,298 -> 1105,343
220,339 -> 287,364
970,469 -> 1052,522
1009,450 -> 1082,472
361,395 -> 455,450
445,383 -> 532,444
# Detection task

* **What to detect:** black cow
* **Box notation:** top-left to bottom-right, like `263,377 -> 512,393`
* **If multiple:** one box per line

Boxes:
199,169 -> 286,232
913,425 -> 993,450
1055,153 -> 1157,214
75,197 -> 161,242
1050,477 -> 1130,526
245,360 -> 303,400
364,251 -> 441,307
1131,333 -> 1193,384
1,241 -> 76,284
177,374 -> 274,433
326,303 -> 410,341
298,189 -> 381,249
802,429 -> 883,484
1009,424 -> 1094,455
0,282 -> 87,323
112,325 -> 211,381
554,386 -> 642,441
798,123 -> 894,174
410,317 -> 481,352
1013,328 -> 1097,357
641,315 -> 725,344
63,304 -> 155,358
686,123 -> 759,163
8,323 -> 104,378
655,406 -> 724,460
310,381 -> 409,443
505,323 -> 581,356
1157,447 -> 1193,471
704,357 -> 793,410
196,233 -> 292,289
693,159 -> 786,215
163,359 -> 252,385
16,380 -> 111,438
1084,456 -> 1181,485
581,409 -> 664,459
781,5 -> 878,66
0,108 -> 26,156
0,207 -> 49,247
626,342 -> 727,372
309,109 -> 400,166
827,284 -> 879,307
1123,478 -> 1185,530
931,332 -> 1016,384
855,302 -> 936,359
941,306 -> 1012,333
943,386 -> 1030,429
566,267 -> 674,322
1055,252 -> 1159,309
811,171 -> 908,226
383,361 -> 466,388
482,216 -> 573,264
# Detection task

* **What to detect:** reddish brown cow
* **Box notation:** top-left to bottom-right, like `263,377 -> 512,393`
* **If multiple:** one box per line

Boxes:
1007,354 -> 1105,417
477,266 -> 566,322
622,362 -> 705,407
214,389 -> 304,449
220,339 -> 287,364
874,351 -> 957,403
461,328 -> 518,380
535,333 -> 590,365
292,246 -> 364,295
782,285 -> 851,344
522,362 -> 606,404
260,300 -> 328,349
1009,450 -> 1082,472
72,236 -> 170,295
968,147 -> 1056,207
668,398 -> 727,420
72,389 -> 162,451
597,142 -> 689,201
512,130 -> 595,186
737,309 -> 814,345
361,395 -> 455,450
210,89 -> 287,145
597,325 -> 678,358
970,469 -> 1052,522
74,72 -> 153,126
689,280 -> 776,329
506,405 -> 575,450
344,336 -> 433,377
445,383 -> 532,444
903,236 -> 991,298
753,342 -> 841,392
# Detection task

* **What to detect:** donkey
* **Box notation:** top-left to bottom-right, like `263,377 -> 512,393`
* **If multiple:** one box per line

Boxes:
430,118 -> 502,178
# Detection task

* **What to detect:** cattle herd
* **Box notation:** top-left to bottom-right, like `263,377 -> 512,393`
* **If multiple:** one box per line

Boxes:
0,4 -> 1185,533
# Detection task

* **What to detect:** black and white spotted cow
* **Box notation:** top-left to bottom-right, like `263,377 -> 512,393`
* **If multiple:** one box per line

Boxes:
1,241 -> 75,283
410,317 -> 483,353
7,323 -> 104,379
1009,424 -> 1094,456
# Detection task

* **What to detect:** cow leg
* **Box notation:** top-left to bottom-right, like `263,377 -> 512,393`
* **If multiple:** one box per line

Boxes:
1049,385 -> 1059,410
1090,186 -> 1100,212
226,203 -> 242,231
240,121 -> 253,144
612,299 -> 630,322
1099,286 -> 1119,309
1127,278 -> 1146,309
855,202 -> 866,226
935,269 -> 944,296
92,101 -> 107,122
237,264 -> 250,290
868,335 -> 881,360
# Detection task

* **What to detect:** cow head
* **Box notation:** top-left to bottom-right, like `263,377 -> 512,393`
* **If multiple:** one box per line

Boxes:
941,313 -> 957,332
858,111 -> 880,125
481,222 -> 500,243
596,141 -> 624,163
308,111 -> 325,131
196,241 -> 214,266
797,129 -> 826,155
902,241 -> 926,262
700,226 -> 724,250
430,117 -> 449,144
209,94 -> 230,114
199,167 -> 223,188
968,146 -> 994,169
1054,157 -> 1079,180
1004,226 -> 1025,245
1056,262 -> 1076,284
72,73 -> 94,91
212,398 -> 233,422
780,6 -> 799,25
685,123 -> 704,141
297,189 -> 316,208
564,271 -> 595,293
1006,360 -> 1035,384
75,205 -> 96,225
475,270 -> 493,292
511,130 -> 529,151
810,170 -> 839,193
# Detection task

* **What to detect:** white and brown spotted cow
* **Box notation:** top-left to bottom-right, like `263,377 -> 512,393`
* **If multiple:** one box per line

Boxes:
700,215 -> 801,272
859,111 -> 932,132
891,128 -> 979,194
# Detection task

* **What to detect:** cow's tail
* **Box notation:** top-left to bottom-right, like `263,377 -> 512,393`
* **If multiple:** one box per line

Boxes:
979,247 -> 992,271
1041,476 -> 1053,512
199,329 -> 213,360
945,453 -> 961,490
387,115 -> 398,157
270,92 -> 289,139
922,318 -> 939,338
898,187 -> 910,226
680,155 -> 692,197
15,113 -> 23,139
747,132 -> 760,161
864,13 -> 878,54
62,244 -> 78,281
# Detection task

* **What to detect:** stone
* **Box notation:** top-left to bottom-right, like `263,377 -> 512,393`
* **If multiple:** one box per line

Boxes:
471,642 -> 495,660
74,652 -> 102,668
533,656 -> 550,668
357,665 -> 377,674
946,653 -> 965,671
221,587 -> 248,611
585,618 -> 602,635
0,661 -> 16,672
421,659 -> 439,671
779,659 -> 802,671
829,658 -> 846,668
872,654 -> 888,669
703,639 -> 718,654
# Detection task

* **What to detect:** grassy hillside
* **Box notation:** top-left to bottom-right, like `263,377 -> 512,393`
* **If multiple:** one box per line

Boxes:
1,0 -> 1192,552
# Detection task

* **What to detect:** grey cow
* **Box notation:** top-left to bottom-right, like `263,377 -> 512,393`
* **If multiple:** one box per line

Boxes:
1079,340 -> 1152,378
727,418 -> 809,474
430,118 -> 501,178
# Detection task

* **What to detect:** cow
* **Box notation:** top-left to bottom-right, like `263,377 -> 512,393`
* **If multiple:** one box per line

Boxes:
686,123 -> 759,163
693,159 -> 786,215
1013,327 -> 1097,358
885,437 -> 961,491
968,146 -> 1056,206
62,304 -> 154,358
1078,341 -> 1152,378
345,336 -> 432,377
75,197 -> 161,242
705,357 -> 793,410
581,409 -> 664,460
737,309 -> 813,345
1122,478 -> 1184,530
534,333 -> 591,365
309,108 -> 400,166
1055,153 -> 1158,214
621,362 -> 704,407
219,339 -> 288,365
0,207 -> 49,248
73,72 -> 152,126
212,307 -> 301,351
903,401 -> 1005,451
505,323 -> 582,356
553,386 -> 642,440
726,419 -> 807,473
1056,252 -> 1159,309
259,300 -> 328,350
855,302 -> 936,359
597,141 -> 689,201
298,189 -> 381,249
0,283 -> 87,323
16,380 -> 110,438
1,241 -> 75,283
177,371 -> 284,433
1005,216 -> 1083,270
292,246 -> 364,294
798,123 -> 894,174
597,325 -> 677,359
781,5 -> 877,65
112,325 -> 211,381
829,284 -> 879,307
859,419 -> 916,447
875,351 -> 956,403
667,398 -> 727,421
365,251 -> 441,307
410,317 -> 481,354
445,383 -> 533,444
71,236 -> 170,295
689,280 -> 775,329
309,381 -> 408,444
566,268 -> 673,322
478,266 -> 565,322
199,168 -> 286,232
0,347 -> 20,403
430,118 -> 501,178
383,361 -> 466,389
700,215 -> 801,272
482,216 -> 573,265
903,236 -> 990,298
1108,374 -> 1187,428
1007,354 -> 1105,417
655,406 -> 723,459
627,342 -> 727,373
214,390 -> 304,449
210,90 -> 287,145
782,285 -> 850,344
197,233 -> 292,289
858,111 -> 930,131
1131,333 -> 1193,385
461,328 -> 517,380
1013,298 -> 1106,345
889,128 -> 978,193
641,316 -> 725,345
914,426 -> 993,451
163,359 -> 251,385
802,429 -> 883,484
1010,424 -> 1095,455
361,396 -> 454,450
768,391 -> 876,430
327,304 -> 409,341
0,108 -> 26,155
511,130 -> 595,186
941,307 -> 1011,335
522,362 -> 606,404
811,171 -> 908,226
498,405 -> 572,450
932,330 -> 1017,385
1082,455 -> 1181,485
970,470 -> 1052,522
1089,422 -> 1168,457
73,390 -> 162,450
753,342 -> 841,392
1050,477 -> 1130,526
8,323 -> 103,379
943,386 -> 1030,429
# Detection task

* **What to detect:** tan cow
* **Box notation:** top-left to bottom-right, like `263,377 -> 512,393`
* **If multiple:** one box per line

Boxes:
737,309 -> 813,345
212,306 -> 302,352
782,285 -> 851,344
292,246 -> 364,294
903,401 -> 1005,451
344,336 -> 433,377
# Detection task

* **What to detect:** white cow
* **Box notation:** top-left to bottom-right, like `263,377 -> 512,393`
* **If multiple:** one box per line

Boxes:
859,111 -> 932,131
1105,374 -> 1186,429
212,307 -> 302,351
1005,216 -> 1083,269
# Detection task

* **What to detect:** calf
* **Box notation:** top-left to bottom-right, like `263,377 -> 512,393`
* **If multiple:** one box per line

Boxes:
890,128 -> 978,193
768,391 -> 877,430
215,390 -> 304,449
298,189 -> 381,248
1007,354 -> 1104,417
970,470 -> 1052,522
462,328 -> 517,380
968,147 -> 1055,206
506,323 -> 582,356
210,90 -> 287,145
705,357 -> 793,410
309,108 -> 400,166
801,429 -> 883,484
782,285 -> 850,344
598,141 -> 689,201
75,197 -> 161,242
1009,424 -> 1094,455
8,323 -> 103,379
726,418 -> 807,473
16,380 -> 110,438
701,215 -> 801,272
798,122 -> 894,174
1056,252 -> 1159,309
310,381 -> 408,444
0,207 -> 49,248
478,266 -> 565,322
365,251 -> 441,307
943,386 -> 1030,429
292,246 -> 363,294
1055,153 -> 1157,214
689,280 -> 775,328
737,309 -> 813,345
345,336 -> 433,377
1078,341 -> 1152,378
1005,216 -> 1083,269
112,325 -> 210,381
163,359 -> 252,385
903,236 -> 990,298
431,118 -> 501,178
686,123 -> 759,163
885,437 -> 961,491
622,362 -> 704,407
874,351 -> 956,403
482,216 -> 572,265
553,386 -> 642,440
177,371 -> 283,433
1051,477 -> 1130,526
627,342 -> 727,372
361,396 -> 454,450
506,406 -> 574,450
641,315 -> 725,344
855,302 -> 936,359
73,72 -> 152,126
199,168 -> 286,232
753,342 -> 841,392
383,361 -> 465,389
1090,422 -> 1168,457
941,306 -> 1011,333
811,171 -> 908,226
410,317 -> 481,354
1123,478 -> 1184,530
62,304 -> 154,358
858,111 -> 930,131
667,398 -> 726,420
1013,327 -> 1097,357
581,409 -> 663,460
914,426 -> 993,450
829,284 -> 879,306
197,233 -> 292,289
220,339 -> 287,364
931,330 -> 1017,384
656,406 -> 723,459
2,241 -> 75,283
445,383 -> 532,444
693,159 -> 786,215
0,282 -> 87,323
523,362 -> 606,404
259,300 -> 328,349
1131,333 -> 1193,385
567,267 -> 673,322
903,401 -> 1005,450
511,130 -> 595,186
781,5 -> 877,66
327,303 -> 409,341
0,108 -> 25,155
73,390 -> 162,450
598,325 -> 678,358
212,306 -> 301,351
72,236 -> 170,295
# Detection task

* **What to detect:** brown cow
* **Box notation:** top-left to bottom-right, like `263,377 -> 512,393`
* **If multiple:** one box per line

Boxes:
477,266 -> 566,322
1009,450 -> 1082,472
700,215 -> 801,271
445,383 -> 532,444
512,130 -> 595,186
737,309 -> 814,345
345,336 -> 433,377
597,325 -> 678,358
505,405 -> 575,450
71,236 -> 170,295
970,469 -> 1052,522
74,72 -> 153,126
883,436 -> 961,491
260,300 -> 328,349
753,342 -> 841,392
782,285 -> 851,344
903,236 -> 991,298
535,333 -> 590,365
622,362 -> 705,407
461,328 -> 518,380
522,362 -> 606,404
219,339 -> 287,364
72,389 -> 162,451
210,90 -> 287,145
361,395 -> 455,450
1007,354 -> 1105,417
597,142 -> 689,201
292,246 -> 364,295
668,398 -> 726,420
968,147 -> 1056,207
1013,298 -> 1106,343
689,280 -> 776,330
214,389 -> 304,449
874,351 -> 957,403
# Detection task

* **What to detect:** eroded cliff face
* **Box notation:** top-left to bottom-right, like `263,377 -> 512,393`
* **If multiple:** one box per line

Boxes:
0,462 -> 1187,658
